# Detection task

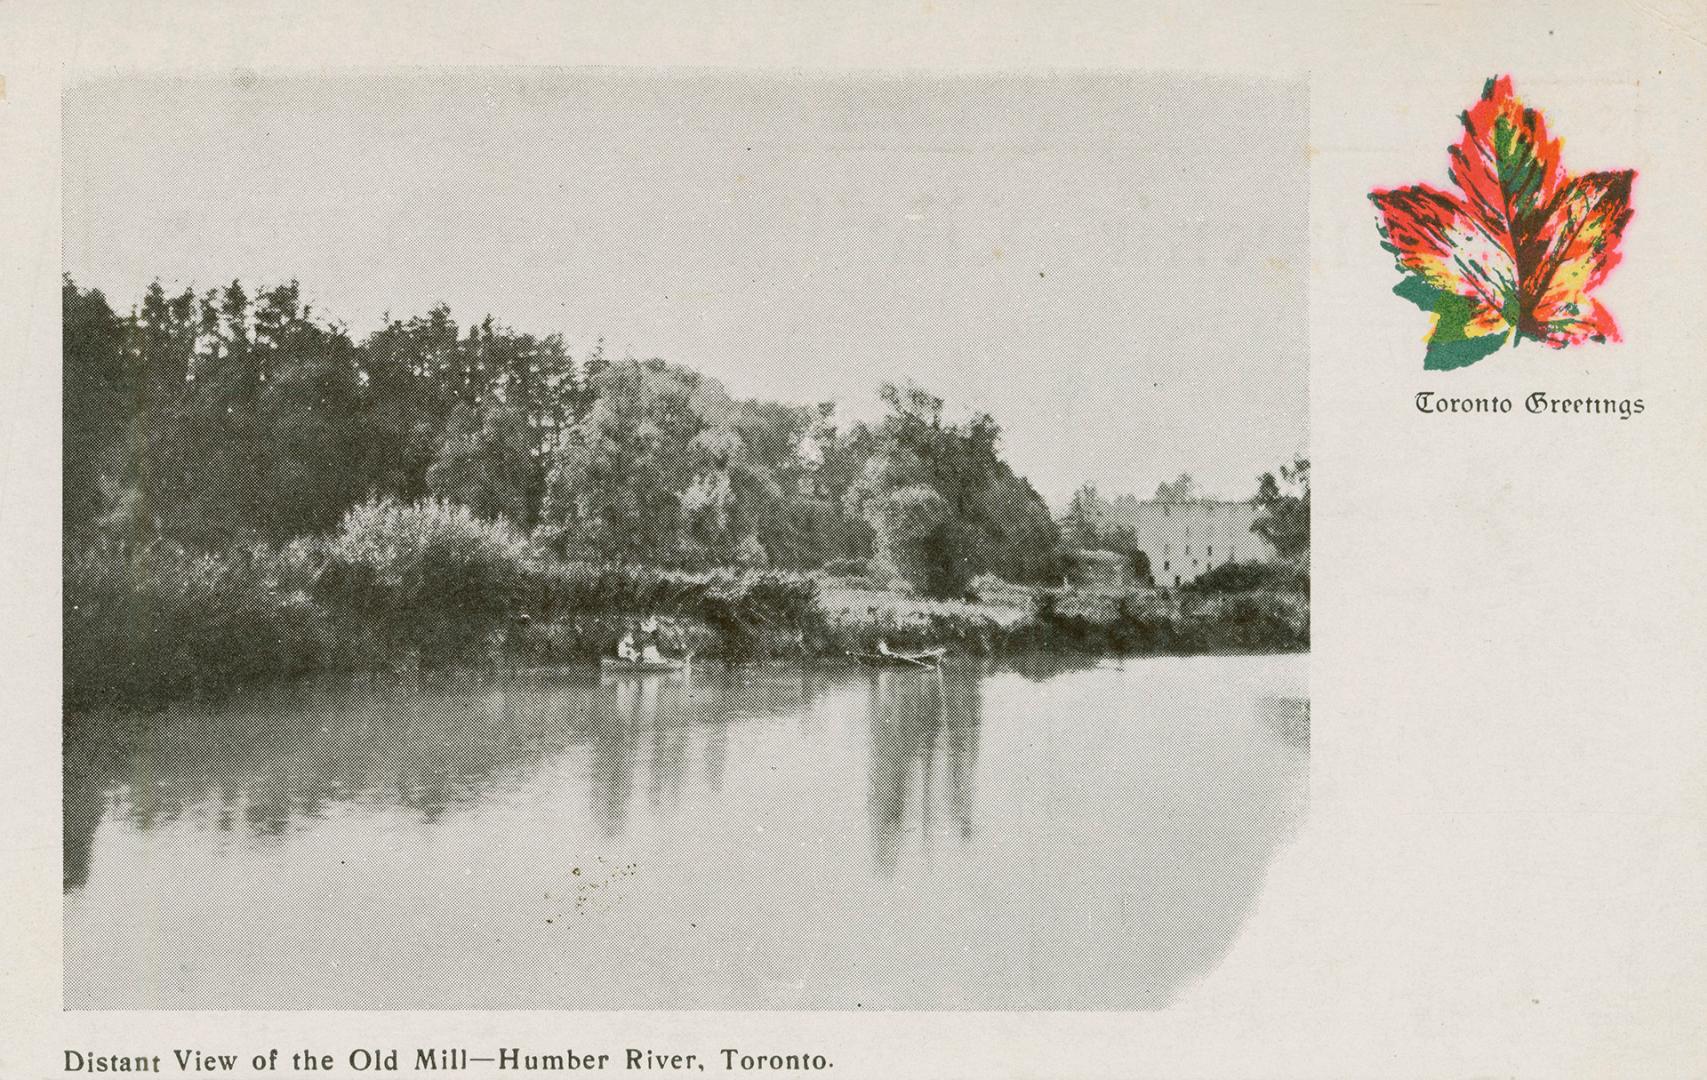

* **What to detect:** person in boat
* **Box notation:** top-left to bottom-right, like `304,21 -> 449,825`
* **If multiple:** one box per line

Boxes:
877,639 -> 895,657
638,615 -> 666,663
616,628 -> 639,662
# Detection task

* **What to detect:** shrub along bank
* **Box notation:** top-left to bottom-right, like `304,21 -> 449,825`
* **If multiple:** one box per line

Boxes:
66,497 -> 1308,714
65,498 -> 830,712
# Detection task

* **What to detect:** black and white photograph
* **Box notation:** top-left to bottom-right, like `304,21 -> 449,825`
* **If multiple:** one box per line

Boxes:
5,0 -> 1705,1074
60,70 -> 1310,1010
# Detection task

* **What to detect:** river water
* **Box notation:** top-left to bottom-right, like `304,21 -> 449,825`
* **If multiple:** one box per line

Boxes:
64,654 -> 1308,1010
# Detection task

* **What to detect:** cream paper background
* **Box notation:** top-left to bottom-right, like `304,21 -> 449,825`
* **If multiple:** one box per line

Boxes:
4,1 -> 1705,1076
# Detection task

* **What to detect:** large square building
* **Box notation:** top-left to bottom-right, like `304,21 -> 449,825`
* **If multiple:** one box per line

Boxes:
1101,498 -> 1275,588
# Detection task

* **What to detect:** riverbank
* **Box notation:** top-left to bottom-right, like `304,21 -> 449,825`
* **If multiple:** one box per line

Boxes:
65,540 -> 1308,714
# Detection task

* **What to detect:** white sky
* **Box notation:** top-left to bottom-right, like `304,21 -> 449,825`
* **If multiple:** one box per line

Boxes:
64,70 -> 1308,508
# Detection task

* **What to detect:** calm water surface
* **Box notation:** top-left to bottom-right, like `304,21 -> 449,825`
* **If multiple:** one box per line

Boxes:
65,655 -> 1308,1009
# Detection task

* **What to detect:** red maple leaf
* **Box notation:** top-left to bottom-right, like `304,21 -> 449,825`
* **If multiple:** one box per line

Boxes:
1371,76 -> 1635,370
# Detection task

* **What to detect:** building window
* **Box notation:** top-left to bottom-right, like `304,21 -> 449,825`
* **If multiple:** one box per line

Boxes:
1208,546 -> 1213,557
1174,575 -> 1181,586
1162,560 -> 1169,572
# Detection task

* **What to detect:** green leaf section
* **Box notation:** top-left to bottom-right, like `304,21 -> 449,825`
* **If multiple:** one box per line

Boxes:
1391,276 -> 1510,371
1491,113 -> 1548,218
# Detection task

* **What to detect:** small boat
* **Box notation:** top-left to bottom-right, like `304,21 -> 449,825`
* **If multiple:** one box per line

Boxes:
601,655 -> 690,674
849,646 -> 946,669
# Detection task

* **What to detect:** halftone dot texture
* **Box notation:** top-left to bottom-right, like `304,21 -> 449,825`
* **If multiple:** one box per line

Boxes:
67,660 -> 1307,1010
63,71 -> 1308,1010
63,70 -> 1307,506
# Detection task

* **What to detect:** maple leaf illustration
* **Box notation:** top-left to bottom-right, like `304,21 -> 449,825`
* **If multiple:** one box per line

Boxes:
1371,76 -> 1635,370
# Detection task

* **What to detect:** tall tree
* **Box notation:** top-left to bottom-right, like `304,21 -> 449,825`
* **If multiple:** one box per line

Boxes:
62,277 -> 129,537
427,398 -> 533,526
251,285 -> 368,536
1251,456 -> 1310,560
133,281 -> 199,410
850,381 -> 1059,596
1059,482 -> 1106,549
132,280 -> 367,541
1154,472 -> 1202,503
356,305 -> 464,503
542,358 -> 715,563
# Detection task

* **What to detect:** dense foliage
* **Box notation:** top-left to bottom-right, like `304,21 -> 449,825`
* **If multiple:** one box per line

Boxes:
64,513 -> 834,710
848,383 -> 1060,597
1251,456 -> 1310,559
66,533 -> 1303,713
537,356 -> 871,570
63,275 -> 1308,712
315,497 -> 530,656
64,278 -> 1066,598
1183,558 -> 1309,595
65,276 -> 592,546
1057,482 -> 1153,584
64,539 -> 330,712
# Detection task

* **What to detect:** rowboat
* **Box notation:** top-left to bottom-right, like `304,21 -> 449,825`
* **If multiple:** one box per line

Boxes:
849,646 -> 946,669
601,656 -> 690,674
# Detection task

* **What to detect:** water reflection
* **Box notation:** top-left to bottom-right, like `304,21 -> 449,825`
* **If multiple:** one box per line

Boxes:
1257,695 -> 1310,752
62,757 -> 103,893
866,667 -> 982,875
64,668 -> 837,860
64,656 -> 1310,1010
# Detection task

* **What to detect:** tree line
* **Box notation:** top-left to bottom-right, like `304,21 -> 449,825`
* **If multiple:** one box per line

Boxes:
63,276 -> 1064,597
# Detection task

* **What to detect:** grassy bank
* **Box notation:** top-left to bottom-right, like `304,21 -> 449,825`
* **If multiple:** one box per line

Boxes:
66,500 -> 1307,713
65,538 -> 826,713
809,578 -> 1306,659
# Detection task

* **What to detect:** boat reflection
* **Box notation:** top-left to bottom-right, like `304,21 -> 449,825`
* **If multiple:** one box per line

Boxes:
866,666 -> 982,876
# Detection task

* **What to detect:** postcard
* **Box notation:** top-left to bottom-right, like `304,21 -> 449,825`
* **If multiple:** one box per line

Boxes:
3,2 -> 1704,1076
